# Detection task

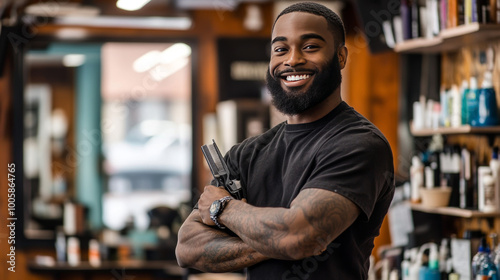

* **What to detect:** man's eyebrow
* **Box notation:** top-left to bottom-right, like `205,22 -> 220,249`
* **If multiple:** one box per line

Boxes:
271,36 -> 287,44
301,33 -> 326,42
271,33 -> 326,45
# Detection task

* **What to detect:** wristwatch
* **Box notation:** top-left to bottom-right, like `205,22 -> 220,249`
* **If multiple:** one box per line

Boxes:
209,196 -> 234,229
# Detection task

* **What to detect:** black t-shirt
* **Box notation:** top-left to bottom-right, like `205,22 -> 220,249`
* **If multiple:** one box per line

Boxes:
224,102 -> 395,280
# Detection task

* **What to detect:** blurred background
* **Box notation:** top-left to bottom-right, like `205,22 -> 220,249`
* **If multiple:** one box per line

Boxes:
1,0 -> 498,279
0,2 -> 399,279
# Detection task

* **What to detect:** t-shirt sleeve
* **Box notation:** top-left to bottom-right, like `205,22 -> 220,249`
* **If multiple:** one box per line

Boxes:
303,129 -> 394,221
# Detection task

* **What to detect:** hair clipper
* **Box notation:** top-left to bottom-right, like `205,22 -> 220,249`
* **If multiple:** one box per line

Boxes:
201,140 -> 245,200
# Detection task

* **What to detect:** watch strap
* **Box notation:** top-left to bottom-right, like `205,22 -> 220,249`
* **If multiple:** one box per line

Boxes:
211,196 -> 234,229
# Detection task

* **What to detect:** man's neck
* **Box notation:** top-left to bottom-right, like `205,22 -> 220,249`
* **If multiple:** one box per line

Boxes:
286,88 -> 342,125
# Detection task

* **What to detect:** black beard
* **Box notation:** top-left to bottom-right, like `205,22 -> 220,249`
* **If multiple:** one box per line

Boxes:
266,53 -> 342,116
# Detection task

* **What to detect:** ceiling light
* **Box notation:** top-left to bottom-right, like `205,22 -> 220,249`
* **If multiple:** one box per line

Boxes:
160,43 -> 191,65
55,28 -> 88,40
244,5 -> 263,32
133,50 -> 162,73
133,43 -> 191,74
149,57 -> 189,82
24,3 -> 100,17
63,54 -> 85,67
116,0 -> 151,11
175,0 -> 238,10
53,16 -> 192,30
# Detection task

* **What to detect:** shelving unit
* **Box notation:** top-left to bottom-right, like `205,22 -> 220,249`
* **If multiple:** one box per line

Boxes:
408,202 -> 500,218
398,21 -> 500,236
394,23 -> 500,53
410,122 -> 500,137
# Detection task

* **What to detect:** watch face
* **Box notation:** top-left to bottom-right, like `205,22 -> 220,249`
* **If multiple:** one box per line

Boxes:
210,200 -> 221,216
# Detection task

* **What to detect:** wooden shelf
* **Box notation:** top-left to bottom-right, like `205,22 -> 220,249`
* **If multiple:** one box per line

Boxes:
28,259 -> 184,275
394,37 -> 443,53
394,23 -> 500,53
410,122 -> 500,137
408,202 -> 500,218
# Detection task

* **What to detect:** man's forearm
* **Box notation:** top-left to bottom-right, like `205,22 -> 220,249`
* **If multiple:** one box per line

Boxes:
176,211 -> 268,272
218,189 -> 359,260
219,201 -> 315,260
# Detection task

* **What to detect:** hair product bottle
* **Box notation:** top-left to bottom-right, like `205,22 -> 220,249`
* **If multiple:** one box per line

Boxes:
477,71 -> 499,126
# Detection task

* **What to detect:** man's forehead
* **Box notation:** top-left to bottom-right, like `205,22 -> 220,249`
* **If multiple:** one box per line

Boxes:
272,12 -> 331,40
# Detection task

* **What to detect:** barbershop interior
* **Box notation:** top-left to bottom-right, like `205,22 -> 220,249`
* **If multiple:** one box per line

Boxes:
1,0 -> 500,279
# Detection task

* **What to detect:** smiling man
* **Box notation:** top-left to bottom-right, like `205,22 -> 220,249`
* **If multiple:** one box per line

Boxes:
176,2 -> 395,279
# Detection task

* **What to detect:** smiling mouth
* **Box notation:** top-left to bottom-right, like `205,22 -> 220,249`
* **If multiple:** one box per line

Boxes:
279,72 -> 314,88
284,74 -> 311,81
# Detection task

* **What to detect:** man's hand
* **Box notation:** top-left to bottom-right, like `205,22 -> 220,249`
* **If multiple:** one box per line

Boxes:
198,185 -> 232,226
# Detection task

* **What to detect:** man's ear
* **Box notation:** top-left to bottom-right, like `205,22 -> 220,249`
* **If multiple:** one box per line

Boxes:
338,46 -> 348,69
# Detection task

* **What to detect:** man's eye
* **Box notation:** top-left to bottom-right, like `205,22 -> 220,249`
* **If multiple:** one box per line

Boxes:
304,45 -> 318,50
274,47 -> 287,53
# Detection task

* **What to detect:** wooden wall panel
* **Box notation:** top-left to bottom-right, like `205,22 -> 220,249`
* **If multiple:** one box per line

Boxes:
344,34 -> 400,259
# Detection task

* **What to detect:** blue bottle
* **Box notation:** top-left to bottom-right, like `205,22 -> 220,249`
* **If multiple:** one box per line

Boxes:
479,248 -> 499,280
466,77 -> 479,126
473,240 -> 489,278
476,71 -> 499,126
461,80 -> 469,125
418,244 -> 440,280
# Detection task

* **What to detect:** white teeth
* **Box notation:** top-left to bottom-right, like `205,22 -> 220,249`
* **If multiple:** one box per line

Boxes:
286,74 -> 310,81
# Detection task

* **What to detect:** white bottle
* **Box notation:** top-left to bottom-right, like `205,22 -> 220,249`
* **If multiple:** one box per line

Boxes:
490,147 -> 500,213
410,156 -> 424,203
89,239 -> 101,267
440,88 -> 450,127
401,250 -> 411,280
381,258 -> 390,280
413,101 -> 424,129
478,166 -> 494,212
439,239 -> 448,273
67,237 -> 80,266
450,85 -> 462,127
408,254 -> 422,280
484,175 -> 497,213
425,166 -> 434,189
389,269 -> 399,280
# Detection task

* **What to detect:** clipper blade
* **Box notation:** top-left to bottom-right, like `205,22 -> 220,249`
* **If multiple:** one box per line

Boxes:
201,142 -> 226,178
207,144 -> 225,173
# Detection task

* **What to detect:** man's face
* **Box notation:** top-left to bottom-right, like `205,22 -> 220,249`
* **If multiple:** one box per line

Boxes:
267,12 -> 344,115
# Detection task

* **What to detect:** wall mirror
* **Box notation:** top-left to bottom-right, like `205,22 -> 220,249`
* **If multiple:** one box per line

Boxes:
15,38 -> 196,249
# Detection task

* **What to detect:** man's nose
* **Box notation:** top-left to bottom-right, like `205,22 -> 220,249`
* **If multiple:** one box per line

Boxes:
284,48 -> 306,67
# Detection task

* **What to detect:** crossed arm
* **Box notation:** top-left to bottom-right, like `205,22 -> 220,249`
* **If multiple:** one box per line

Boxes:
175,209 -> 269,272
175,186 -> 360,272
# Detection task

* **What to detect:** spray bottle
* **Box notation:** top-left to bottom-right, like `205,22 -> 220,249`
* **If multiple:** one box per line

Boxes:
408,243 -> 439,280
418,243 -> 440,280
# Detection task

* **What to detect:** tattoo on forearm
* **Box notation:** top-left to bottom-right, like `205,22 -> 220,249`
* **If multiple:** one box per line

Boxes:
201,235 -> 260,271
223,188 -> 359,259
187,216 -> 266,272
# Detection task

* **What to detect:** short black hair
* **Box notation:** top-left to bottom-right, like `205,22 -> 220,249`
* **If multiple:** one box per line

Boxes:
273,2 -> 345,48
